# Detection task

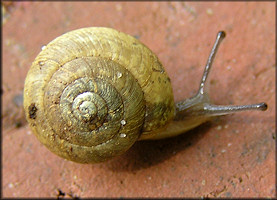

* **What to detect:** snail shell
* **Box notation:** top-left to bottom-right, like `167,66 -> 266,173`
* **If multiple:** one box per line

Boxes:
23,27 -> 174,163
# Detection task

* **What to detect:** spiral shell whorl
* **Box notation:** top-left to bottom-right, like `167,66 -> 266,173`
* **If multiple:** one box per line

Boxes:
42,57 -> 145,162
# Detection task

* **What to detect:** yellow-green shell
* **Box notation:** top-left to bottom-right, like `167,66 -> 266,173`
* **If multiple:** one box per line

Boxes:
23,27 -> 175,163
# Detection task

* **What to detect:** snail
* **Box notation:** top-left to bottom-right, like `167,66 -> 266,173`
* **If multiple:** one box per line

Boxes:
23,27 -> 267,163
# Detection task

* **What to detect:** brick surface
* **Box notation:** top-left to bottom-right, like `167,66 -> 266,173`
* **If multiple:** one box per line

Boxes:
2,2 -> 275,198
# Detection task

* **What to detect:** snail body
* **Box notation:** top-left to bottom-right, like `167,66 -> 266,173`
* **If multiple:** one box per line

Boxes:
24,27 -> 267,163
